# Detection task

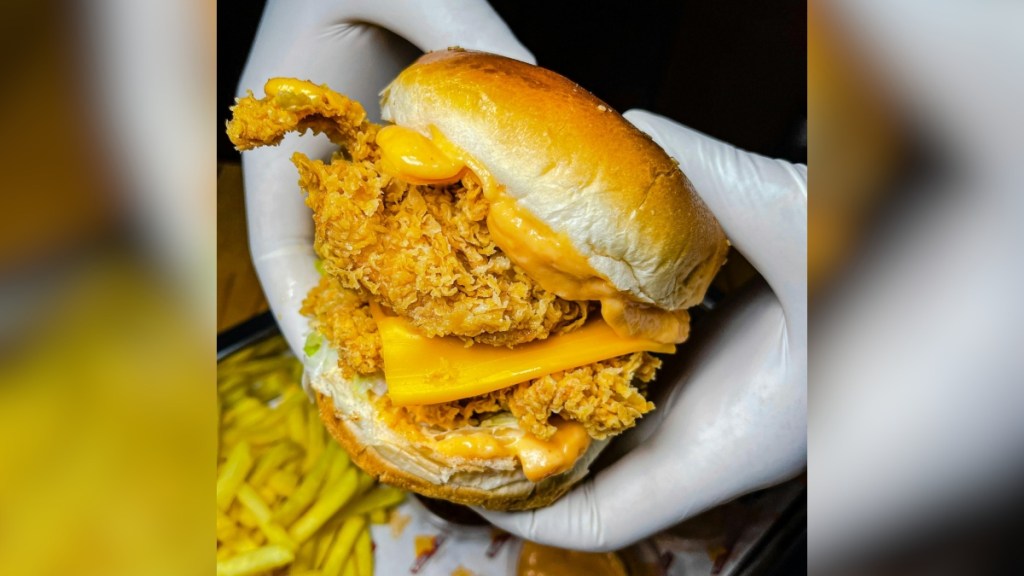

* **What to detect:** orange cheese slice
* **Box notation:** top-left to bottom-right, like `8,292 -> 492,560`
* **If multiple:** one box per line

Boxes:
370,304 -> 675,406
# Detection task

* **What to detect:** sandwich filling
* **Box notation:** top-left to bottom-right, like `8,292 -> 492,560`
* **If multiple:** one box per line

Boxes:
228,79 -> 680,482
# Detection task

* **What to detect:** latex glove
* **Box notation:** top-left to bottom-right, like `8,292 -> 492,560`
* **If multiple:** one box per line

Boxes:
236,0 -> 534,356
478,112 -> 808,551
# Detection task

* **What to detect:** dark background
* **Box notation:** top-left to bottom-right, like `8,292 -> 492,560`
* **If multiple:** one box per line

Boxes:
218,0 -> 806,166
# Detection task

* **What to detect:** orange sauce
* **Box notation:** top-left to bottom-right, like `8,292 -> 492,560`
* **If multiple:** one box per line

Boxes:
517,540 -> 628,576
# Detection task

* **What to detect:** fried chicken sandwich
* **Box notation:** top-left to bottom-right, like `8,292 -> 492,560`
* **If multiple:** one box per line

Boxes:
227,49 -> 729,510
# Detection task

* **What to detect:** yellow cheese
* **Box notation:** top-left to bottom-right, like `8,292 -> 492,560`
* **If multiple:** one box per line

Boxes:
370,304 -> 674,406
433,419 -> 592,482
375,125 -> 466,185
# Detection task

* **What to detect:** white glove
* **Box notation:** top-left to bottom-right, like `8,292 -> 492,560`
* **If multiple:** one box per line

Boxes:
478,112 -> 808,551
236,0 -> 534,355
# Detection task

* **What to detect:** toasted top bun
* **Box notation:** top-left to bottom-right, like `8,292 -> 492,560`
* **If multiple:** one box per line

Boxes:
305,349 -> 608,511
381,48 -> 729,311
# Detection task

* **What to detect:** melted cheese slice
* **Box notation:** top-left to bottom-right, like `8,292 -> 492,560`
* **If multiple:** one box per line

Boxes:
370,304 -> 674,406
434,419 -> 592,482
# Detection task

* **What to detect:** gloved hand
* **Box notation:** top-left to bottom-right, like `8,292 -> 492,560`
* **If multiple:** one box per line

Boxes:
477,112 -> 808,551
236,0 -> 534,356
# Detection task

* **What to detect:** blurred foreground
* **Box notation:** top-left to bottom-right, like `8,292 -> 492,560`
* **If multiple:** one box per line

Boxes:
0,0 -> 214,575
810,1 -> 1024,573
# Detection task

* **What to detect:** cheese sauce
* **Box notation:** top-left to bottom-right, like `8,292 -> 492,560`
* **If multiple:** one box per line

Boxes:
374,124 -> 689,344
434,419 -> 592,482
517,540 -> 628,576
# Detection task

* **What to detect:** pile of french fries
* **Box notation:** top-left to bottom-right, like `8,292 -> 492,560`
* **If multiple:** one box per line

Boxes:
217,336 -> 405,576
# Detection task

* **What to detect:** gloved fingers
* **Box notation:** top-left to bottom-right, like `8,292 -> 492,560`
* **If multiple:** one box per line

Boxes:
239,0 -> 420,121
235,0 -> 423,365
478,482 -> 616,552
239,0 -> 533,110
250,242 -> 321,359
242,140 -> 324,358
340,0 -> 535,64
480,283 -> 806,550
622,109 -> 807,326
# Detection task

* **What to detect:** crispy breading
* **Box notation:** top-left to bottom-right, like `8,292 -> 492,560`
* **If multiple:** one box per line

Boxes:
301,276 -> 382,377
507,352 -> 659,440
226,79 -> 373,151
297,143 -> 588,347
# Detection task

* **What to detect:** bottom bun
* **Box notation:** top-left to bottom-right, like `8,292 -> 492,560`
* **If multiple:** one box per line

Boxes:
306,349 -> 607,510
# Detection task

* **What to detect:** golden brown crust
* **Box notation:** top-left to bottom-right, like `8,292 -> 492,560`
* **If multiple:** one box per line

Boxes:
381,49 -> 729,311
315,392 -> 590,511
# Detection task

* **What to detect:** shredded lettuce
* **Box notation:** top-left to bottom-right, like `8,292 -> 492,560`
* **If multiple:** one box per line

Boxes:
314,258 -> 325,276
303,331 -> 323,358
481,413 -> 518,429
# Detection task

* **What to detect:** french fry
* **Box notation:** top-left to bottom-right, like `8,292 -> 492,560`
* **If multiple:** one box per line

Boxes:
313,522 -> 340,568
219,385 -> 250,409
356,471 -> 374,494
221,357 -> 295,378
354,528 -> 372,576
339,485 -> 406,518
275,444 -> 334,526
237,484 -> 273,524
237,484 -> 298,551
219,344 -> 259,367
293,537 -> 318,571
226,394 -> 302,444
236,506 -> 259,529
216,512 -> 239,542
218,336 -> 405,576
262,523 -> 297,552
268,469 -> 299,496
258,485 -> 277,504
217,441 -> 253,511
326,449 -> 352,485
288,401 -> 308,445
217,374 -> 247,395
303,406 -> 326,472
368,509 -> 388,524
224,397 -> 267,426
249,442 -> 301,487
239,425 -> 292,448
216,544 -> 294,576
290,468 -> 359,543
232,535 -> 260,554
321,516 -> 365,576
304,469 -> 382,537
341,555 -> 358,576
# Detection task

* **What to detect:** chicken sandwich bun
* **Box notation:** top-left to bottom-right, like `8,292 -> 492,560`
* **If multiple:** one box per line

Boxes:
227,49 -> 729,510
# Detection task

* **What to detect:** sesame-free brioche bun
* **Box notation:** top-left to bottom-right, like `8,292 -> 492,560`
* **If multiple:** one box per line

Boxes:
305,354 -> 608,511
381,48 -> 729,311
